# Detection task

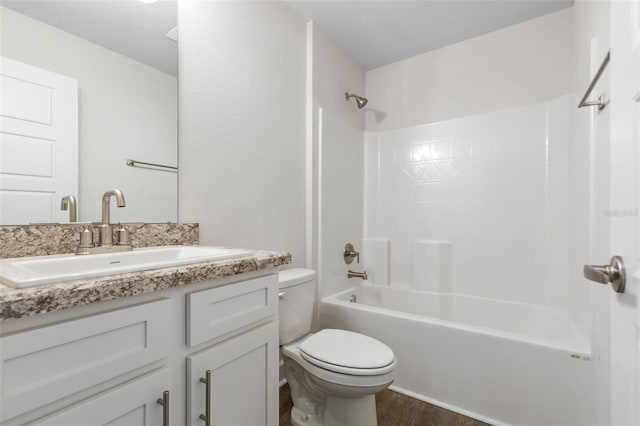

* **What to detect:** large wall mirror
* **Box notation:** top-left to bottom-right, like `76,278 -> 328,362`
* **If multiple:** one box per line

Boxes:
0,0 -> 177,225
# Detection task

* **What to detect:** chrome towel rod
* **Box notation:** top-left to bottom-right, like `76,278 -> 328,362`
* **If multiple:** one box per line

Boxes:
126,158 -> 177,172
578,50 -> 610,110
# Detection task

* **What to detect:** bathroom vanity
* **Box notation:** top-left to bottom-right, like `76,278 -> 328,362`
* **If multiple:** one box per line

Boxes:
0,247 -> 290,426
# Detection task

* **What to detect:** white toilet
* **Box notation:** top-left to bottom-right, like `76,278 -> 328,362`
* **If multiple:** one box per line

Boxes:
279,268 -> 397,426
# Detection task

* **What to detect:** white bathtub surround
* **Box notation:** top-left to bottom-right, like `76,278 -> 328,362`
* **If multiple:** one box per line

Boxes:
321,285 -> 594,426
413,240 -> 452,293
364,96 -> 573,309
362,238 -> 390,286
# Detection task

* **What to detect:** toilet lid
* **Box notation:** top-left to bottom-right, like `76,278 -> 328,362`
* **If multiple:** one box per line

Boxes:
299,329 -> 396,376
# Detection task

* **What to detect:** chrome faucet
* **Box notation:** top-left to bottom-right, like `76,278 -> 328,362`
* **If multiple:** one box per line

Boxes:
98,189 -> 126,246
60,195 -> 77,222
348,270 -> 368,280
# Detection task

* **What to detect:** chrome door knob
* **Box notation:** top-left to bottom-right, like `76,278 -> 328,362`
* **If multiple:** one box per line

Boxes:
584,255 -> 626,293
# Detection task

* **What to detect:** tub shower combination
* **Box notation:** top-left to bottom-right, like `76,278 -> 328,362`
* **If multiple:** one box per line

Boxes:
318,97 -> 595,425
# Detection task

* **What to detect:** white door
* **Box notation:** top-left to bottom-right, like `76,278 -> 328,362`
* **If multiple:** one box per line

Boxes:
599,1 -> 640,424
0,57 -> 78,224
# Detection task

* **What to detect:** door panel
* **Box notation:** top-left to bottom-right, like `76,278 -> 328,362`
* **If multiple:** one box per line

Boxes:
0,57 -> 77,224
608,1 -> 640,424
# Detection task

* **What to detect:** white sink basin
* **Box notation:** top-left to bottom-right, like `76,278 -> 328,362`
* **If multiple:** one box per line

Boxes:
0,246 -> 253,288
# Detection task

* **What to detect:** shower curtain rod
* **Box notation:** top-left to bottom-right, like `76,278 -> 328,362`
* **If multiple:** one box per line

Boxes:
578,50 -> 610,111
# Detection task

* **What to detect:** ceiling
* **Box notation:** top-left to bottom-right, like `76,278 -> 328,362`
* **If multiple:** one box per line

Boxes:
1,0 -> 177,76
1,0 -> 574,76
284,0 -> 574,70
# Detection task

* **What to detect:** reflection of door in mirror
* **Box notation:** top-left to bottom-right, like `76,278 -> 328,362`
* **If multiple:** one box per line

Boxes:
1,3 -> 178,225
0,57 -> 78,225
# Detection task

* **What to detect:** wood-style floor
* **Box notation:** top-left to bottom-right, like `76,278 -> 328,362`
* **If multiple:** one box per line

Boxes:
280,384 -> 491,426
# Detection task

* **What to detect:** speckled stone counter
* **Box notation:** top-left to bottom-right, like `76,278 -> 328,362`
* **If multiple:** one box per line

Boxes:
0,223 -> 199,259
0,249 -> 291,321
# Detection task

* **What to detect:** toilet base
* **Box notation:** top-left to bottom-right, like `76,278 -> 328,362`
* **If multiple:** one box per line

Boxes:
290,395 -> 378,426
324,394 -> 377,426
291,406 -> 323,426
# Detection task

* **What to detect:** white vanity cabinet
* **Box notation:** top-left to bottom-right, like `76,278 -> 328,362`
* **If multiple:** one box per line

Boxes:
0,270 -> 280,426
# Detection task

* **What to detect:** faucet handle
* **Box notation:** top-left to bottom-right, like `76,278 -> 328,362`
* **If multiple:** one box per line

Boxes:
344,243 -> 360,264
115,224 -> 131,246
78,226 -> 94,250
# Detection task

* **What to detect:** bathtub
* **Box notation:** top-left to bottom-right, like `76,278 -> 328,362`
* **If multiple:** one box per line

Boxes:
320,284 -> 595,426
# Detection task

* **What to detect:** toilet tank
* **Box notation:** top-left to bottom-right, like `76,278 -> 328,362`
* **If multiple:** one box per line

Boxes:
278,268 -> 316,345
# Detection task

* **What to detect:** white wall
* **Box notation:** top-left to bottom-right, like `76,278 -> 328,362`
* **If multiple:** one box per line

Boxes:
311,25 -> 366,131
0,7 -> 177,223
309,24 -> 366,298
177,1 -> 307,265
365,8 -> 575,131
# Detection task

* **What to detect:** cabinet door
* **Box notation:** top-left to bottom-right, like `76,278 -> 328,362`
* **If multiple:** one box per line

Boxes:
32,368 -> 170,426
187,322 -> 278,426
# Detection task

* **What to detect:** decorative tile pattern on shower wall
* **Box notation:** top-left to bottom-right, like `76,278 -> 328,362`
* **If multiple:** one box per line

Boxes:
400,138 -> 478,183
0,223 -> 199,259
364,95 -> 572,308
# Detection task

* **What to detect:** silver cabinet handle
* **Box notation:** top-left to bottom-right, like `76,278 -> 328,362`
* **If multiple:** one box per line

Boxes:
157,390 -> 169,426
278,291 -> 286,299
584,255 -> 626,293
199,370 -> 211,426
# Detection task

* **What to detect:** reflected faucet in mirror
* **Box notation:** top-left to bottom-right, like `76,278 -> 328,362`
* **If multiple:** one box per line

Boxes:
60,195 -> 77,222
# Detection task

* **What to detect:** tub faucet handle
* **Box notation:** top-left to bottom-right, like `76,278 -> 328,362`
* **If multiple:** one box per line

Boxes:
344,243 -> 360,264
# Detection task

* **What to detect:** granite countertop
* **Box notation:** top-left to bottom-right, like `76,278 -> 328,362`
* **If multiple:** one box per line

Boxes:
0,249 -> 291,321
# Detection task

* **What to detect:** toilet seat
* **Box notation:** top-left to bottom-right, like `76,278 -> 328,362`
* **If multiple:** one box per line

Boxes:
299,329 -> 396,376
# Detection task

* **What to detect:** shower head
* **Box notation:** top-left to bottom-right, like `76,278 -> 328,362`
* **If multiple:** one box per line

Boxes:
345,92 -> 368,109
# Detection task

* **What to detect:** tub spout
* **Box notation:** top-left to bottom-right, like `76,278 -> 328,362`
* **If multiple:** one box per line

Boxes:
348,270 -> 368,280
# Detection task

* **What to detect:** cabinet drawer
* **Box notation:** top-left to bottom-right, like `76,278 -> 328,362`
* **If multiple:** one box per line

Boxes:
32,368 -> 170,426
1,299 -> 171,422
186,274 -> 277,347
